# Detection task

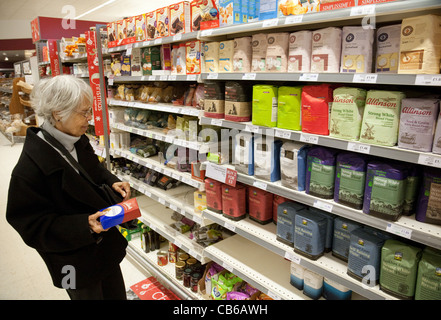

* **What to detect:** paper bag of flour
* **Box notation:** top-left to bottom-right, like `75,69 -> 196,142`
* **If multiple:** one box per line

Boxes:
375,24 -> 401,73
233,37 -> 252,72
341,26 -> 374,73
311,27 -> 342,73
252,33 -> 268,72
266,32 -> 290,72
288,31 -> 312,73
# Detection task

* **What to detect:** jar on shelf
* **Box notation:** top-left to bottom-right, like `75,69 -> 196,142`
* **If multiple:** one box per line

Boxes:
183,268 -> 192,288
191,272 -> 201,293
157,251 -> 168,266
186,258 -> 197,271
175,261 -> 186,281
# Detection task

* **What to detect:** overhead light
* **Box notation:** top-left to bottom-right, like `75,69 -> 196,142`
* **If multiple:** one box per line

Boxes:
75,0 -> 117,19
5,57 -> 8,61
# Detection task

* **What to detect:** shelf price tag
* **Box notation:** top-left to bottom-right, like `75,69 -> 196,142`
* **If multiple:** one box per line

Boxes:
299,73 -> 318,82
262,18 -> 278,28
275,129 -> 291,139
173,34 -> 182,41
284,251 -> 301,265
242,73 -> 256,80
284,14 -> 303,24
300,133 -> 319,144
350,4 -> 376,16
205,162 -> 237,187
418,154 -> 441,168
347,142 -> 370,154
245,124 -> 260,133
313,200 -> 333,213
353,73 -> 377,84
207,73 -> 218,79
415,75 -> 441,86
386,223 -> 412,239
224,221 -> 236,232
253,180 -> 267,190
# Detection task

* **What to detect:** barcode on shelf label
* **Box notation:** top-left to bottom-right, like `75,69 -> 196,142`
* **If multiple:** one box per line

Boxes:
285,15 -> 303,24
253,181 -> 267,190
418,154 -> 441,168
415,75 -> 441,86
263,18 -> 278,27
353,73 -> 377,84
386,223 -> 412,239
300,133 -> 319,144
284,251 -> 301,264
313,200 -> 333,213
347,142 -> 371,154
299,73 -> 318,81
275,129 -> 291,139
242,73 -> 256,80
245,124 -> 260,133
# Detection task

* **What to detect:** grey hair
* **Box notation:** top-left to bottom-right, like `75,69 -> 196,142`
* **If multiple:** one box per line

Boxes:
31,75 -> 93,125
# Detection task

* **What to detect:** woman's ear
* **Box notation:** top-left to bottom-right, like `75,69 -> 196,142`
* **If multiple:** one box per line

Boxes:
52,111 -> 61,122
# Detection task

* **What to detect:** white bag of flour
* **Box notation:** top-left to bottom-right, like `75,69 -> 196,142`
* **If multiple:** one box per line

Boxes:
375,24 -> 401,73
341,26 -> 374,73
266,32 -> 290,72
252,33 -> 268,72
311,27 -> 342,73
233,37 -> 252,72
288,30 -> 312,73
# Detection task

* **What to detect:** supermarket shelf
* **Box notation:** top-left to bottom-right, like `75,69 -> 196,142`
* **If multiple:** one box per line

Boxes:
136,195 -> 209,264
108,98 -> 202,117
126,239 -> 202,300
198,0 -> 441,39
117,173 -> 213,227
110,147 -> 205,190
0,87 -> 13,94
200,72 -> 441,87
202,209 -> 394,300
112,74 -> 200,82
60,55 -> 88,63
200,116 -> 441,169
108,31 -> 199,53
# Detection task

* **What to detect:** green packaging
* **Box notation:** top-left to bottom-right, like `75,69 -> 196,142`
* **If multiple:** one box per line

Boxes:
415,247 -> 441,300
277,86 -> 302,131
141,46 -> 161,75
380,239 -> 422,299
252,85 -> 278,127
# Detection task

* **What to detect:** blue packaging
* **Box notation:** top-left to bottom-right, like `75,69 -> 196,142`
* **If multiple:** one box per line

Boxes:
294,210 -> 327,260
308,207 -> 334,253
254,137 -> 283,182
290,262 -> 306,290
276,201 -> 306,246
219,0 -> 243,26
259,0 -> 279,20
234,133 -> 254,175
332,217 -> 362,262
241,0 -> 248,23
323,278 -> 352,300
280,142 -> 310,191
347,228 -> 386,284
303,269 -> 323,300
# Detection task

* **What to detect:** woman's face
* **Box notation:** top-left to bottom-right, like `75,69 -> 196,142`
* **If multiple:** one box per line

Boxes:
53,102 -> 93,137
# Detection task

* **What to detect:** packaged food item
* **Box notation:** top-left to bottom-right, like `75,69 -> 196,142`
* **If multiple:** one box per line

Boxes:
225,81 -> 252,122
403,165 -> 421,216
186,40 -> 202,74
161,44 -> 172,71
252,84 -> 278,127
323,278 -> 352,300
398,14 -> 441,74
288,30 -> 312,73
334,152 -> 367,210
277,201 -> 306,247
301,84 -> 334,135
375,24 -> 401,73
294,210 -> 327,260
194,191 -> 207,214
258,0 -> 279,20
233,37 -> 252,72
254,136 -> 283,182
219,0 -> 242,26
169,1 -> 191,36
329,87 -> 367,141
278,0 -> 310,17
363,161 -> 408,221
219,40 -> 234,72
265,32 -> 289,72
99,198 -> 141,229
247,186 -> 274,224
204,81 -> 225,118
340,26 -> 374,73
303,270 -> 323,300
191,0 -> 202,31
200,0 -> 220,30
107,22 -> 117,48
156,7 -> 170,38
380,239 -> 422,300
277,86 -> 302,131
120,53 -> 131,76
145,11 -> 157,40
280,141 -> 309,191
416,167 -> 441,225
125,16 -> 136,44
177,43 -> 187,74
222,183 -> 247,221
205,178 -> 223,213
251,33 -> 268,72
203,41 -> 219,73
234,132 -> 254,175
398,98 -> 439,152
359,90 -> 406,146
141,46 -> 161,75
290,262 -> 306,290
306,146 -> 338,199
130,48 -> 142,76
116,19 -> 126,46
273,194 -> 292,223
415,247 -> 441,300
135,14 -> 146,42
311,27 -> 342,73
332,217 -> 362,262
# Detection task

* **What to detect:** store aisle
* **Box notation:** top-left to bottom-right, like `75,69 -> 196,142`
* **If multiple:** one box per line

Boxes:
0,133 -> 148,300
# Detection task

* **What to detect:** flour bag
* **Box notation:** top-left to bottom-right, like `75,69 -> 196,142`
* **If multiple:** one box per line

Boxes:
301,84 -> 334,136
288,30 -> 312,73
277,86 -> 302,131
252,84 -> 278,127
416,166 -> 441,226
311,27 -> 342,73
341,26 -> 374,73
251,33 -> 268,72
375,24 -> 401,73
306,146 -> 338,199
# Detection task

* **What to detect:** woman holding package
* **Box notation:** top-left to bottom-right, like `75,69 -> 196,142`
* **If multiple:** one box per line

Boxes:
6,75 -> 131,300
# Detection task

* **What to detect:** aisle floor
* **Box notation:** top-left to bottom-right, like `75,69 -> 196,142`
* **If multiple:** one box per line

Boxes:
0,133 -> 149,300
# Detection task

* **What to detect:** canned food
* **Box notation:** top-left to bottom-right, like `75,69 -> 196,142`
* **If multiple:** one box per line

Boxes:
169,250 -> 177,263
169,242 -> 178,252
157,251 -> 168,266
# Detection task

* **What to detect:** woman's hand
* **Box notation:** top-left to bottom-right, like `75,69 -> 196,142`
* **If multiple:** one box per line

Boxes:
88,211 -> 108,234
112,181 -> 131,201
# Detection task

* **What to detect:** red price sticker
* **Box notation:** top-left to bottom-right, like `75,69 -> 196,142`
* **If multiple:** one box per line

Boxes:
225,168 -> 237,187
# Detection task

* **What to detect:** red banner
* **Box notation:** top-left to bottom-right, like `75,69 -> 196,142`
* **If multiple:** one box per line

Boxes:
85,31 -> 109,136
130,276 -> 181,300
47,39 -> 60,77
31,18 -> 41,43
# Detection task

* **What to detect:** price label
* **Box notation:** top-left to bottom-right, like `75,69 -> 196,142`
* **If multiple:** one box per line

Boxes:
143,41 -> 151,46
149,75 -> 156,81
200,29 -> 213,37
170,204 -> 178,211
347,142 -> 371,154
386,223 -> 412,239
207,73 -> 218,79
275,129 -> 291,139
160,75 -> 168,81
222,262 -> 234,273
284,251 -> 301,265
253,180 -> 267,190
192,215 -> 203,224
242,73 -> 256,80
299,73 -> 319,82
154,39 -> 162,45
224,222 -> 236,232
245,124 -> 260,133
300,133 -> 319,144
205,162 -> 237,187
418,154 -> 441,168
415,75 -> 441,86
187,75 -> 197,81
225,168 -> 237,187
353,73 -> 377,84
313,200 -> 333,213
285,15 -> 303,24
173,34 -> 182,41
350,4 -> 376,16
126,44 -> 133,55
266,291 -> 281,300
168,75 -> 177,81
262,18 -> 278,28
108,77 -> 114,85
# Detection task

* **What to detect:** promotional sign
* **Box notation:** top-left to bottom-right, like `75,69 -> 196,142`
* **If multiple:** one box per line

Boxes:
85,30 -> 109,136
206,162 -> 238,187
130,276 -> 180,300
31,18 -> 41,43
47,39 -> 60,77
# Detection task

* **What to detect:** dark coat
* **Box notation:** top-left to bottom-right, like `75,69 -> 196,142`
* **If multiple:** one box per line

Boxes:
6,127 -> 128,289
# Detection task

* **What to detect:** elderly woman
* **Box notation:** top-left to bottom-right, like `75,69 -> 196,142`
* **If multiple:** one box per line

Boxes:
6,75 -> 131,300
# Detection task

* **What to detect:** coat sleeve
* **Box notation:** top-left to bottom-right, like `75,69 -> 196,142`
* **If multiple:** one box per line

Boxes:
6,174 -> 97,254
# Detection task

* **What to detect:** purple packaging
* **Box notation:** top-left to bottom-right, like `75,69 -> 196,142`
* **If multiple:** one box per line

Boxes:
416,166 -> 441,225
334,152 -> 368,210
363,161 -> 408,221
306,146 -> 339,199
